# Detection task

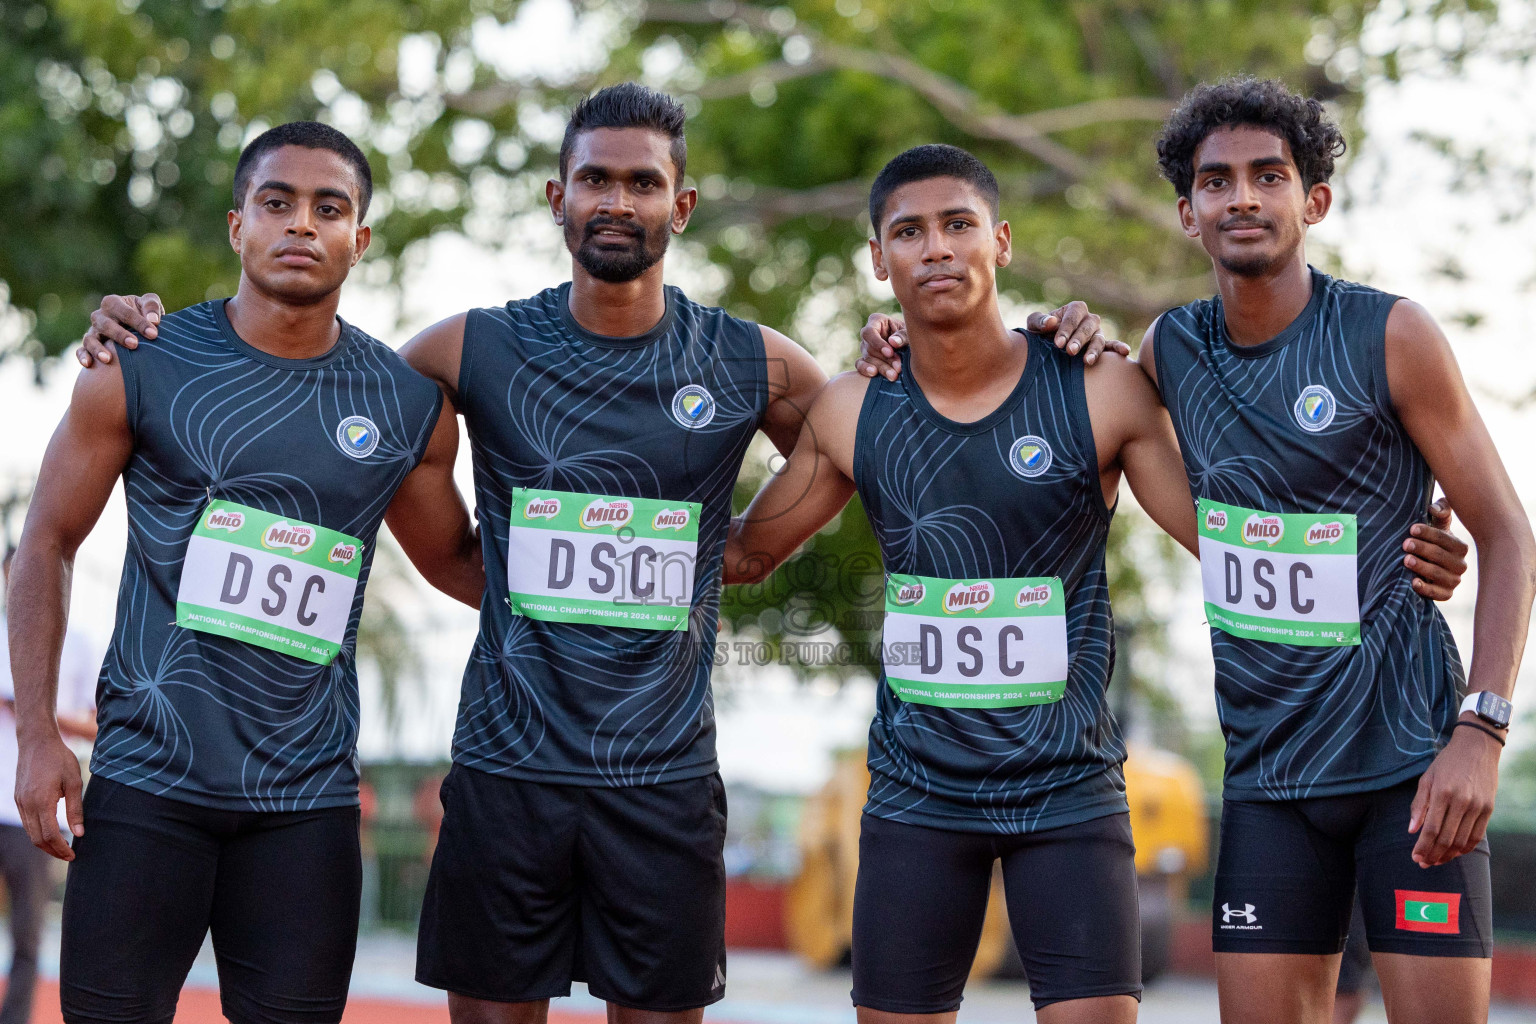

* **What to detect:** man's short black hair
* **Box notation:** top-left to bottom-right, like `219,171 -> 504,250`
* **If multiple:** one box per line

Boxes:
558,83 -> 688,184
232,121 -> 373,220
869,144 -> 1000,233
1156,77 -> 1346,200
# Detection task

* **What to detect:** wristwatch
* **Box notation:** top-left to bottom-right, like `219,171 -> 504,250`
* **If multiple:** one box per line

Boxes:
1459,691 -> 1513,730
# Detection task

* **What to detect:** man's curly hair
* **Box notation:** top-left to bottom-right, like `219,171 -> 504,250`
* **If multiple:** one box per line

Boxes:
1156,77 -> 1346,200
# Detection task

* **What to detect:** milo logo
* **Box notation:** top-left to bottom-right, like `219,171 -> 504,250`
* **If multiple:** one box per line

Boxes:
205,509 -> 245,533
1305,521 -> 1344,546
893,582 -> 925,606
328,542 -> 358,566
581,499 -> 634,530
1205,509 -> 1228,532
1015,584 -> 1052,609
653,508 -> 691,531
944,581 -> 994,614
1242,514 -> 1284,547
524,498 -> 561,520
262,521 -> 315,554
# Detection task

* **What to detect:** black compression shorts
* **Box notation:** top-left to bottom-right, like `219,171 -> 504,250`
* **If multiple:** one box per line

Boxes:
60,776 -> 361,1024
1213,777 -> 1491,958
415,764 -> 728,1010
851,811 -> 1141,1013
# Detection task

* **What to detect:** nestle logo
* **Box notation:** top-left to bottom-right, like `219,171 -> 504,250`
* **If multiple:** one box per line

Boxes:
262,521 -> 315,555
653,508 -> 690,531
1305,521 -> 1344,546
1242,514 -> 1284,547
524,498 -> 561,520
581,499 -> 634,530
943,581 -> 994,614
205,510 -> 244,532
1014,584 -> 1051,609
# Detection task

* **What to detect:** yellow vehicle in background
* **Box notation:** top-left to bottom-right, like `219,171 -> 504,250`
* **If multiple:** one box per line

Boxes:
787,744 -> 1207,982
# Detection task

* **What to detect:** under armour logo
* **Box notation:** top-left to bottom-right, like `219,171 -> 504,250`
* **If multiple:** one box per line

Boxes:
1222,902 -> 1257,924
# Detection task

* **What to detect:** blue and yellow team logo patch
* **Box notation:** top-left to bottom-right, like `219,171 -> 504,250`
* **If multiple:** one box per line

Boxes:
1007,434 -> 1052,479
670,385 -> 717,429
335,415 -> 381,459
1292,384 -> 1337,433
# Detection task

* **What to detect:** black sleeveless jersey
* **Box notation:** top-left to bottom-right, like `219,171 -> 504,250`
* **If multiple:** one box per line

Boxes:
97,300 -> 442,811
855,331 -> 1128,833
1154,269 -> 1464,801
452,283 -> 767,786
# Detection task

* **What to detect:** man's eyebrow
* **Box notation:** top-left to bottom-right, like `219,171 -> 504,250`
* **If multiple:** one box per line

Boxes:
313,187 -> 354,205
1195,161 -> 1231,176
254,180 -> 297,194
572,162 -> 667,180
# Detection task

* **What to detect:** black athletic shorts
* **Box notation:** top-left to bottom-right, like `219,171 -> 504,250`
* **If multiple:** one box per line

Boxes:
1213,777 -> 1492,957
415,764 -> 728,1010
60,776 -> 361,1024
851,811 -> 1141,1013
1336,897 -> 1374,995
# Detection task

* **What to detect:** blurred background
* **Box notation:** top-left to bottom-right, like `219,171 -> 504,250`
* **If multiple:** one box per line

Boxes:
3,0 -> 1536,1020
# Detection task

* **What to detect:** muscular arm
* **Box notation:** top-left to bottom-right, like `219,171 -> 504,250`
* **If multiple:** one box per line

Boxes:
10,364 -> 134,859
1386,300 -> 1536,865
383,392 -> 483,608
759,325 -> 831,456
1085,350 -> 1198,555
398,313 -> 467,401
724,372 -> 866,585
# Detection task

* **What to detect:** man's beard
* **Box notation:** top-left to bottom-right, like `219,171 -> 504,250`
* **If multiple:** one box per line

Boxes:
1216,250 -> 1286,277
567,216 -> 670,283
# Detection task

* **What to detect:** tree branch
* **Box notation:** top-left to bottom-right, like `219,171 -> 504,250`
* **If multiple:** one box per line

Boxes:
639,0 -> 1182,234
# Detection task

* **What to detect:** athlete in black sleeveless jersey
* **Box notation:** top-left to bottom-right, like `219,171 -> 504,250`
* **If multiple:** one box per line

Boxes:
725,144 -> 1245,1023
1140,78 -> 1534,1024
11,125 -> 483,1024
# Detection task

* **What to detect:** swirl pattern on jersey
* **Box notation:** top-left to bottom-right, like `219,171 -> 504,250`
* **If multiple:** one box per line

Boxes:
1155,269 -> 1463,801
452,284 -> 766,787
856,331 -> 1128,834
95,301 -> 441,811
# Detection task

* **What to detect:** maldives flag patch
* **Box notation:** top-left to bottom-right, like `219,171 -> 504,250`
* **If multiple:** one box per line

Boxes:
1395,890 -> 1461,934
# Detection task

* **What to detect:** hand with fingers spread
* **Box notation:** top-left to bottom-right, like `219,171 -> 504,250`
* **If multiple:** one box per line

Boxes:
76,293 -> 165,367
14,729 -> 85,861
1030,300 -> 1131,364
856,301 -> 1129,381
1403,495 -> 1468,602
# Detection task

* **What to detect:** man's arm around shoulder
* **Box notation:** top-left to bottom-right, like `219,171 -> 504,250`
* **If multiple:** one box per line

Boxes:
726,371 -> 866,584
383,391 -> 484,608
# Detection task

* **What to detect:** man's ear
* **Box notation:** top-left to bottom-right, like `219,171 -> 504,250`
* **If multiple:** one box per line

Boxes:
351,225 -> 372,266
1304,181 -> 1333,226
546,178 -> 566,226
995,219 -> 1012,269
1177,196 -> 1200,239
869,237 -> 889,282
228,208 -> 243,254
671,187 -> 698,235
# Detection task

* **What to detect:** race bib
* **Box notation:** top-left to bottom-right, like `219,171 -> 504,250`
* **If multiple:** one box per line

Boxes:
176,501 -> 363,665
1197,498 -> 1360,646
882,574 -> 1069,708
506,488 -> 701,631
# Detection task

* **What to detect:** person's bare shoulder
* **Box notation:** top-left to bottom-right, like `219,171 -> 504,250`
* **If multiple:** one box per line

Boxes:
804,370 -> 872,468
1083,349 -> 1162,463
